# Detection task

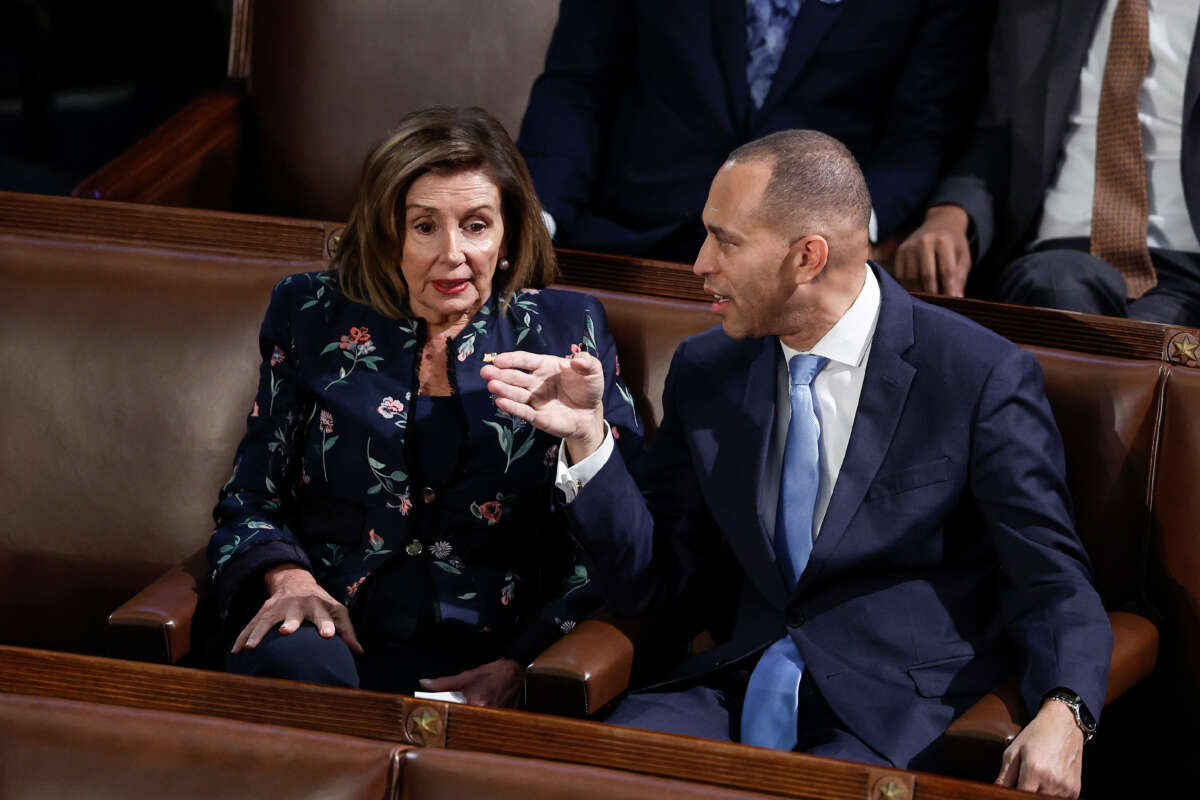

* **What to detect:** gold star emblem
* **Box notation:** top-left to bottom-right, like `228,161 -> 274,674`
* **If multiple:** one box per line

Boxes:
405,705 -> 443,746
1171,336 -> 1198,364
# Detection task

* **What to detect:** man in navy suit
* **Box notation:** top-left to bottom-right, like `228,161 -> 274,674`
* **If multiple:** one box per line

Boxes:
484,131 -> 1111,797
517,0 -> 994,262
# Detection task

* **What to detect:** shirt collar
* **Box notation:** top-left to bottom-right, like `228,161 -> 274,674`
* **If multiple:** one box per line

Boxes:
779,263 -> 880,368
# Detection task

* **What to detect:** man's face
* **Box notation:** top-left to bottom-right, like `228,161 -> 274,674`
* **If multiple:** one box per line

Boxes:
694,160 -> 797,340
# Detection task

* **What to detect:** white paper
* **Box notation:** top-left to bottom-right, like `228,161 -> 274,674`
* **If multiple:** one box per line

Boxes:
414,690 -> 467,704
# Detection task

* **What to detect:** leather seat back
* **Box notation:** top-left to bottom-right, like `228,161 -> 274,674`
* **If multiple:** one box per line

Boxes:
245,0 -> 560,220
1027,348 -> 1164,610
0,693 -> 401,799
1153,366 -> 1200,707
0,238 -> 304,651
584,289 -> 715,436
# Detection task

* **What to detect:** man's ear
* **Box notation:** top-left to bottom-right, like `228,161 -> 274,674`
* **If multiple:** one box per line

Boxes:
785,234 -> 830,284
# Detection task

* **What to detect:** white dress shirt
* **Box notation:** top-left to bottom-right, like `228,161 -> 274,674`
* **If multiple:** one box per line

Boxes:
1036,0 -> 1200,252
559,264 -> 881,549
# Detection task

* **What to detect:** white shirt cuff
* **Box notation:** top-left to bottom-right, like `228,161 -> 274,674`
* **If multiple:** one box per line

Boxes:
554,424 -> 613,503
541,210 -> 557,239
868,209 -> 879,244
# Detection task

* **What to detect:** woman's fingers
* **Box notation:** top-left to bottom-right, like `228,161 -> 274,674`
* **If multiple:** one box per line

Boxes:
231,592 -> 361,653
331,605 -> 364,654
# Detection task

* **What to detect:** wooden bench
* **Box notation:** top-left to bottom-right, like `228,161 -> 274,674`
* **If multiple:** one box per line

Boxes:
2,191 -> 1196,791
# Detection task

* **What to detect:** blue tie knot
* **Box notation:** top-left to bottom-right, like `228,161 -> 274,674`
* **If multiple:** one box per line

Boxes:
788,354 -> 827,387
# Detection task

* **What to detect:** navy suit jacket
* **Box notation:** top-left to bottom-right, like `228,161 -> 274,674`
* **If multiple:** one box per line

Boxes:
930,0 -> 1200,270
518,0 -> 994,261
567,265 -> 1111,767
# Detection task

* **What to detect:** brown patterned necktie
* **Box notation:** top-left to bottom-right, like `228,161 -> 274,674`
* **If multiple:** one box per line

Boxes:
1090,0 -> 1157,299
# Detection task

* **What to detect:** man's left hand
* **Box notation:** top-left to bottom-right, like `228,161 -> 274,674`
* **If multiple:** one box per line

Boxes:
418,657 -> 525,707
994,698 -> 1085,798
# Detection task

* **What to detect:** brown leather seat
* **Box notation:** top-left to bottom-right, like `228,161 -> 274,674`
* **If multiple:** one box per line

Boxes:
400,748 -> 777,800
0,693 -> 402,799
0,231 -> 306,653
74,0 -> 562,221
1153,366 -> 1200,710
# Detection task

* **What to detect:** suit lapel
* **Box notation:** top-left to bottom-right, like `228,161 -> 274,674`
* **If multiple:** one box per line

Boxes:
712,0 -> 752,133
1042,0 -> 1106,185
755,0 -> 846,122
797,266 -> 915,591
703,337 -> 791,610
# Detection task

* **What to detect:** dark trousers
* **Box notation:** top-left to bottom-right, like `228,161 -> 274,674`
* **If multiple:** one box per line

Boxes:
601,668 -> 889,766
996,238 -> 1200,327
226,621 -> 503,693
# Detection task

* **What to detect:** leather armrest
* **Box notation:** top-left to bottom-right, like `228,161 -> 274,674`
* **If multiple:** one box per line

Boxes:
107,549 -> 209,664
940,610 -> 1158,780
524,619 -> 635,717
73,86 -> 245,208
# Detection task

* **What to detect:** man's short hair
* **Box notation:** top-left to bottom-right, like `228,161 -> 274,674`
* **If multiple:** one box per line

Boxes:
728,130 -> 872,243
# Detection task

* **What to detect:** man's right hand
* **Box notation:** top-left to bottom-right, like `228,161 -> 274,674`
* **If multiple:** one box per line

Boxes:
893,205 -> 972,297
231,563 -> 363,654
481,349 -> 607,463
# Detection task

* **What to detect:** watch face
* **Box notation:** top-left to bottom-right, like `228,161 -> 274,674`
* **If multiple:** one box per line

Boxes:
1078,700 -> 1097,731
1052,690 -> 1096,733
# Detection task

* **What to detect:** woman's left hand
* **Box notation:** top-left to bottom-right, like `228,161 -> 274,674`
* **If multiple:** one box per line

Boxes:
418,657 -> 525,707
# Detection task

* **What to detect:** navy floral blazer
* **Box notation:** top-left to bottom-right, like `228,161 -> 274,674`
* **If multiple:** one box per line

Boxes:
207,271 -> 642,663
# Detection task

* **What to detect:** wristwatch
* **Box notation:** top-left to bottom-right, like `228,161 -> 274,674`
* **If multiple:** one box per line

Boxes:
1045,688 -> 1097,743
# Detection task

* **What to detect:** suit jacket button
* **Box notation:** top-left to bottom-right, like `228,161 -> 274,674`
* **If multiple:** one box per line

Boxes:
787,608 -> 805,627
422,487 -> 436,503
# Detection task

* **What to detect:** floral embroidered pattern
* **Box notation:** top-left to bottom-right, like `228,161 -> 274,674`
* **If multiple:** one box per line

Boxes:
500,571 -> 519,606
317,409 -> 337,480
582,311 -> 598,355
365,528 -> 391,558
377,394 -> 409,429
563,563 -> 590,598
299,272 -> 339,313
543,444 -> 559,467
455,304 -> 492,362
322,326 -> 384,389
269,346 -> 286,366
321,543 -> 345,568
366,437 -> 410,514
484,412 -> 538,472
431,540 -> 453,559
397,317 -> 419,349
510,291 -> 543,345
471,492 -> 517,525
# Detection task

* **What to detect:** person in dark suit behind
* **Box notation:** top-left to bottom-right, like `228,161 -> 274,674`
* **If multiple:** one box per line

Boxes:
894,0 -> 1200,327
483,130 -> 1111,798
516,0 -> 994,263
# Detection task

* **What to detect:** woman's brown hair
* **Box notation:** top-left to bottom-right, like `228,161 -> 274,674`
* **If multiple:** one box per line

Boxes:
333,106 -> 557,318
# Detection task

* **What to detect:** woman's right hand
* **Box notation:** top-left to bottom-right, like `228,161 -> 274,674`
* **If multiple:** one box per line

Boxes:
231,563 -> 364,654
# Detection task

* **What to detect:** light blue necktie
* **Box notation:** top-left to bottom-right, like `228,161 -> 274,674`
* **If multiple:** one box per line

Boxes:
741,353 -> 826,750
745,0 -> 802,109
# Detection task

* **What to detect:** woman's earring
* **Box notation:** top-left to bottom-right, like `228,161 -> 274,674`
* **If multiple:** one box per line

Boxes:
499,258 -> 511,270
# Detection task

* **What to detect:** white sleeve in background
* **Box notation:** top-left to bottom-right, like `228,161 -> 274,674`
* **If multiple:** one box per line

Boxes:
541,210 -> 557,239
868,209 -> 879,244
554,425 -> 614,503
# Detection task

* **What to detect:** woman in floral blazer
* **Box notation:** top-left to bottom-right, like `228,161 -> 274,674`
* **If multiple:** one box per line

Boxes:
208,107 -> 641,705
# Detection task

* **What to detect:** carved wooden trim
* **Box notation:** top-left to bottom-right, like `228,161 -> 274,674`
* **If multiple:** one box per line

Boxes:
71,88 -> 246,206
6,190 -> 1188,365
554,249 -> 1189,362
0,646 -> 1027,800
228,0 -> 254,82
1,191 -> 329,262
